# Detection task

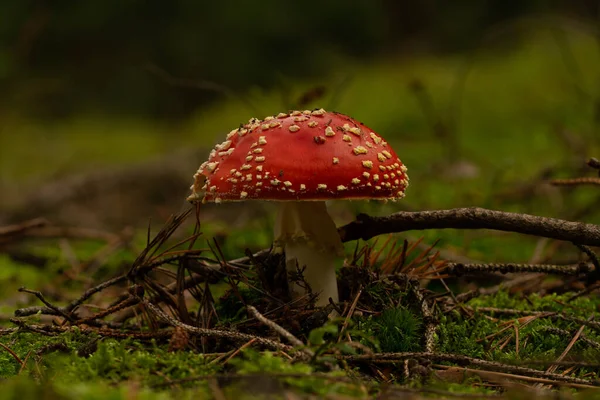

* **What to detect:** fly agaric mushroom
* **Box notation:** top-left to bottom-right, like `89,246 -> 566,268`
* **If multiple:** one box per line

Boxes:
188,109 -> 408,307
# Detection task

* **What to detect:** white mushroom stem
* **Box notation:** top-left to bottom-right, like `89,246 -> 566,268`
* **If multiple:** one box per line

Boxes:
274,201 -> 344,307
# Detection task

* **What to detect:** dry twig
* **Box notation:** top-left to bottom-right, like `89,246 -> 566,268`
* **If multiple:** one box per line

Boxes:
541,327 -> 600,351
14,274 -> 128,318
143,300 -> 296,354
446,262 -> 593,276
340,352 -> 597,386
10,318 -> 172,340
247,305 -> 313,357
0,218 -> 49,242
0,342 -> 24,367
545,323 -> 585,375
434,364 -> 597,390
588,157 -> 600,171
338,207 -> 600,247
549,177 -> 600,186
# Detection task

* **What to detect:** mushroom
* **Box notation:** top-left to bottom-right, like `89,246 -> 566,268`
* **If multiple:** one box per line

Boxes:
188,109 -> 409,307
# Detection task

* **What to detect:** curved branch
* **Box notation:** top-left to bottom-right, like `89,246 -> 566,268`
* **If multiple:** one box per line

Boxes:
338,207 -> 600,247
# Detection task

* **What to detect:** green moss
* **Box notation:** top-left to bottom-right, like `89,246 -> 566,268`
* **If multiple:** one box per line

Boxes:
228,350 -> 364,398
436,292 -> 600,367
437,312 -> 491,359
1,375 -> 207,400
0,377 -> 69,400
362,307 -> 423,353
0,331 -> 92,378
468,291 -> 600,314
55,339 -> 217,386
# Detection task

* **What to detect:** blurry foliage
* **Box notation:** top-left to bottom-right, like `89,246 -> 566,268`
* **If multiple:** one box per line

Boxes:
1,0 -> 387,118
0,378 -> 69,400
0,238 -> 138,299
228,350 -> 353,397
3,22 -> 600,227
0,1 -> 596,119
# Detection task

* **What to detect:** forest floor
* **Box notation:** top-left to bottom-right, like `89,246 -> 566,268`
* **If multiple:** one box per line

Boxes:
1,30 -> 600,399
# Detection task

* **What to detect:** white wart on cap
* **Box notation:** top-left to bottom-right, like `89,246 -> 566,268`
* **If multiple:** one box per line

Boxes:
188,109 -> 409,204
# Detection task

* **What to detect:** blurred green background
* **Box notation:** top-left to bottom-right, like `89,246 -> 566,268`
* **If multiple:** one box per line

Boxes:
1,1 -> 600,233
0,1 -> 549,118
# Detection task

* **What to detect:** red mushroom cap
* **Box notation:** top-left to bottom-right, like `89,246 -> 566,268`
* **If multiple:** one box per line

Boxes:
188,109 -> 409,203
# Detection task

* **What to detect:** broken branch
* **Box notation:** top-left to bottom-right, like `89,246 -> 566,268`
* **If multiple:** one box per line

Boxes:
338,207 -> 600,247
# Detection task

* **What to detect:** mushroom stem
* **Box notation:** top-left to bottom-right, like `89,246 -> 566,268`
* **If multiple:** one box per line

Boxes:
274,201 -> 343,307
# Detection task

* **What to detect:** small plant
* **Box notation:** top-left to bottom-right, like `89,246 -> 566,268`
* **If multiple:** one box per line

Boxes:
364,307 -> 423,353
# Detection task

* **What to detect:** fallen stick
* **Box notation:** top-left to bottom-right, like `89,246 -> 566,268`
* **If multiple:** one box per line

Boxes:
338,207 -> 600,247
